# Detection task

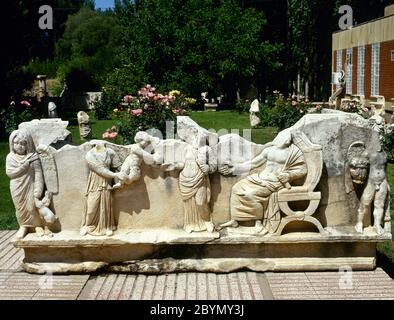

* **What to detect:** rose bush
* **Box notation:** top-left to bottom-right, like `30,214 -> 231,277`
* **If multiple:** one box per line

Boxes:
113,85 -> 194,144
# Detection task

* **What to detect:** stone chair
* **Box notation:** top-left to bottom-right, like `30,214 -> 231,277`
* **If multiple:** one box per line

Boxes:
274,131 -> 327,235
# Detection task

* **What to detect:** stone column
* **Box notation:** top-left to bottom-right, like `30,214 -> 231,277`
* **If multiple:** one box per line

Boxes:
37,75 -> 47,102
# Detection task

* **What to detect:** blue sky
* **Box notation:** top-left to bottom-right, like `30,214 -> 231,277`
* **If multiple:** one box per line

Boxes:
95,0 -> 115,10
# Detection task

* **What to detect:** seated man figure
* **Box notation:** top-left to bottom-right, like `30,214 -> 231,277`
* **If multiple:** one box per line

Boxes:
218,132 -> 307,235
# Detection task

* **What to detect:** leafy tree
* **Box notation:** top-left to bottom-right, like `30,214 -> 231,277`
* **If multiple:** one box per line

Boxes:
115,0 -> 281,101
55,7 -> 123,91
0,0 -> 86,138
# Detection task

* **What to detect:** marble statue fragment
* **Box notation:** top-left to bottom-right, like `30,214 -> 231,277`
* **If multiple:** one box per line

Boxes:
80,141 -> 124,236
249,99 -> 261,127
77,111 -> 92,140
6,129 -> 57,239
48,102 -> 58,118
164,144 -> 217,233
113,131 -> 159,189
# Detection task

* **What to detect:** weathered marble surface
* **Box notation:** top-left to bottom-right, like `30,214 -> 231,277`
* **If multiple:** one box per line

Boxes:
8,112 -> 392,273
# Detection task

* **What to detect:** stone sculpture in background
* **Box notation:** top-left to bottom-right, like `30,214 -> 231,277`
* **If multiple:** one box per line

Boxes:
48,102 -> 58,118
80,140 -> 124,236
249,99 -> 261,127
77,111 -> 92,140
348,142 -> 390,235
218,131 -> 307,234
6,129 -> 56,239
164,144 -> 217,233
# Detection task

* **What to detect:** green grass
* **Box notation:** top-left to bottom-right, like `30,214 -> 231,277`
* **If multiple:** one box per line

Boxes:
189,111 -> 277,144
0,142 -> 18,229
64,111 -> 118,145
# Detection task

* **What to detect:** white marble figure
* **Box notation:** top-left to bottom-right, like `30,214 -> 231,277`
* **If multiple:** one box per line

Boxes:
6,129 -> 56,239
77,111 -> 92,140
112,132 -> 159,189
249,99 -> 260,127
355,151 -> 390,235
164,144 -> 217,233
48,102 -> 57,118
80,141 -> 124,236
218,132 -> 307,234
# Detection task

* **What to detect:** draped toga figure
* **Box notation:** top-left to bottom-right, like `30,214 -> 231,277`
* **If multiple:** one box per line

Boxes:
6,129 -> 57,239
219,133 -> 307,235
80,141 -> 124,236
164,144 -> 217,233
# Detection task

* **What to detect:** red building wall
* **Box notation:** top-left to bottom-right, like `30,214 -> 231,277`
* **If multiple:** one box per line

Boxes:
380,40 -> 394,100
352,47 -> 358,94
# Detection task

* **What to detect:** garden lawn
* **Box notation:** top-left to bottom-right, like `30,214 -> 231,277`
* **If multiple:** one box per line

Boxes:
0,110 -> 393,264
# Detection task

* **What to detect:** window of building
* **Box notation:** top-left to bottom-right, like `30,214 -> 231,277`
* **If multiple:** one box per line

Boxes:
336,49 -> 342,91
357,46 -> 365,95
346,48 -> 352,95
371,43 -> 380,96
391,50 -> 394,62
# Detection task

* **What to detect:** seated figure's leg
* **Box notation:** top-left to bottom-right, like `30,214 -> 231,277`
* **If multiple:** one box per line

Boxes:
219,178 -> 272,230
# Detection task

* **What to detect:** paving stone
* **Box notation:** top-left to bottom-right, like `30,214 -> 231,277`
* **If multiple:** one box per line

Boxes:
196,273 -> 208,300
186,272 -> 197,300
217,274 -> 231,300
118,275 -> 136,300
142,275 -> 156,300
152,274 -> 166,300
207,273 -> 219,300
163,274 -> 176,300
130,274 -> 146,300
174,273 -> 187,300
227,273 -> 241,300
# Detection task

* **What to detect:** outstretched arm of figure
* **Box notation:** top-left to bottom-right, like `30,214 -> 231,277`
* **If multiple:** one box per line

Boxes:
219,147 -> 269,175
87,161 -> 117,179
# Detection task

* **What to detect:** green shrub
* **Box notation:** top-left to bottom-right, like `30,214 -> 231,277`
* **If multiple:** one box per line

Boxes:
235,99 -> 251,114
270,94 -> 314,131
0,99 -> 37,135
93,64 -> 146,120
382,126 -> 394,163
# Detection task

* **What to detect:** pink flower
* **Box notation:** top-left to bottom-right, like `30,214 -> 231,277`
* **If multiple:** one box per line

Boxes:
109,132 -> 118,139
124,95 -> 134,103
102,132 -> 110,139
131,108 -> 142,116
147,92 -> 155,98
316,104 -> 322,109
146,84 -> 152,90
305,99 -> 309,103
291,94 -> 297,100
292,101 -> 297,106
20,100 -> 31,107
